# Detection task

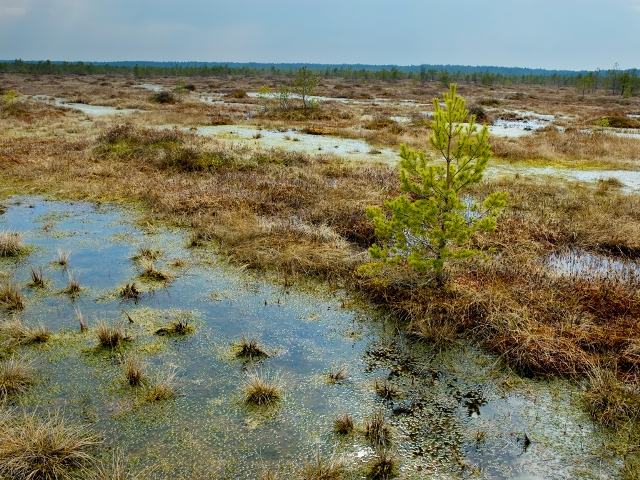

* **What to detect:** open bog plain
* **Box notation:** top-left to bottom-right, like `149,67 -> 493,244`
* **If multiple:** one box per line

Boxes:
2,71 -> 640,479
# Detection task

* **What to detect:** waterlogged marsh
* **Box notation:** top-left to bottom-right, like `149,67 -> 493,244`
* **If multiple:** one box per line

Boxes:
0,197 -> 621,479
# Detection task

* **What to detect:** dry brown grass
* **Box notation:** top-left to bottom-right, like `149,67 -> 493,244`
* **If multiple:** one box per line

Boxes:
0,408 -> 101,479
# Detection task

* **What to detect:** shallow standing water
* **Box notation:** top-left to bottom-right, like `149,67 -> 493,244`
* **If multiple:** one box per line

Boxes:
0,197 -> 619,479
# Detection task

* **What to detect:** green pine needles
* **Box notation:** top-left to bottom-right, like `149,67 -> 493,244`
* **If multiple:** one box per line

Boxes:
363,84 -> 507,282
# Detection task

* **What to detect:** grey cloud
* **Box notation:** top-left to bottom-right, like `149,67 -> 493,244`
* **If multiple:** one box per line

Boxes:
1,0 -> 638,69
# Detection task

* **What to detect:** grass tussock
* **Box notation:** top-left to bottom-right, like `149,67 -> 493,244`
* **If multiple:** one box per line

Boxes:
0,319 -> 50,346
95,321 -> 127,349
144,370 -> 177,402
134,244 -> 160,261
243,371 -> 281,406
333,413 -> 355,435
583,366 -> 640,429
29,266 -> 47,288
298,450 -> 344,480
75,308 -> 88,332
327,365 -> 349,384
154,315 -> 194,336
56,249 -> 70,266
0,409 -> 101,479
0,282 -> 25,311
0,358 -> 36,398
64,272 -> 81,295
119,282 -> 141,301
366,448 -> 398,480
87,450 -> 146,480
364,411 -> 393,449
374,378 -> 402,400
138,260 -> 173,282
234,335 -> 269,359
121,356 -> 145,387
0,230 -> 25,257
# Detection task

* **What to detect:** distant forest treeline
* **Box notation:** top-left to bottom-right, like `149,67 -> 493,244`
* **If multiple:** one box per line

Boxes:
1,59 -> 638,96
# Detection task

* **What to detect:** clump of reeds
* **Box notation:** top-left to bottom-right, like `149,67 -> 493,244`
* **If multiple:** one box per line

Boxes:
56,249 -> 70,266
0,230 -> 24,257
298,449 -> 344,480
243,371 -> 281,406
327,365 -> 349,384
170,257 -> 185,267
234,335 -> 269,359
95,321 -> 126,349
119,282 -> 141,301
333,413 -> 355,435
0,282 -> 24,311
121,356 -> 145,387
155,315 -> 194,336
75,308 -> 88,332
366,448 -> 398,479
0,357 -> 36,398
364,411 -> 393,448
189,229 -> 210,247
0,319 -> 50,345
0,409 -> 101,479
134,244 -> 160,261
258,467 -> 282,480
374,378 -> 402,401
144,370 -> 177,402
28,266 -> 47,288
149,91 -> 175,104
64,271 -> 82,295
138,260 -> 172,281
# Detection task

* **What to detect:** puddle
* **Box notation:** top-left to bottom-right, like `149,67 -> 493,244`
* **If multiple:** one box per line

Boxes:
0,197 -> 619,478
32,95 -> 141,116
195,125 -> 399,162
546,249 -> 640,282
490,164 -> 640,193
132,84 -> 164,92
191,124 -> 640,190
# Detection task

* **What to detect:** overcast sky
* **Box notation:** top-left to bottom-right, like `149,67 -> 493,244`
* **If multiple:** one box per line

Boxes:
1,0 -> 639,70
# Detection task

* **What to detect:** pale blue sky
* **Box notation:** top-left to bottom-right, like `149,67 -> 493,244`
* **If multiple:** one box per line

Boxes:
1,0 -> 639,70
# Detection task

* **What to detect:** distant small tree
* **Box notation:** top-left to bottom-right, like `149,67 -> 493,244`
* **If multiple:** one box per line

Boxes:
1,90 -> 18,104
257,84 -> 271,111
294,66 -> 319,109
363,84 -> 507,284
276,84 -> 292,110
